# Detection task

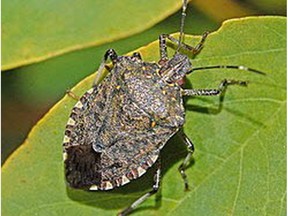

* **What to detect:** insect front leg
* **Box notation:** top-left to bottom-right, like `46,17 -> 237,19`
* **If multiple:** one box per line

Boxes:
93,49 -> 118,87
118,158 -> 161,216
132,52 -> 142,60
177,129 -> 195,191
65,49 -> 119,100
158,31 -> 209,63
182,79 -> 248,97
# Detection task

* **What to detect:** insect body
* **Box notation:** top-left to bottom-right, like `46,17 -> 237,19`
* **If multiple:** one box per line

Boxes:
64,52 -> 187,190
63,1 -> 264,215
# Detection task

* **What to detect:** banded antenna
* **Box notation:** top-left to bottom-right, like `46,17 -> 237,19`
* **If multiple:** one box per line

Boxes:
176,0 -> 189,53
189,65 -> 266,75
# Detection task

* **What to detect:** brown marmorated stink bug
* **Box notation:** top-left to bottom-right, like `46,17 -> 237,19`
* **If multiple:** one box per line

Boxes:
63,0 -> 265,215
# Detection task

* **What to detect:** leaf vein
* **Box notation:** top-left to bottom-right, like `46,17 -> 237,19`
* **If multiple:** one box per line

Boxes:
167,102 -> 285,215
230,148 -> 244,215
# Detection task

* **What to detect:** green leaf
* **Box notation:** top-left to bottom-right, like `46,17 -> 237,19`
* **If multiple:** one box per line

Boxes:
2,0 -> 181,70
9,6 -> 218,105
2,16 -> 286,216
1,3 -> 219,165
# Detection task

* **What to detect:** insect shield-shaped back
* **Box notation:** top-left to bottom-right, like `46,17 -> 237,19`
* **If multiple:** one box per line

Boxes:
159,53 -> 192,84
63,52 -> 187,191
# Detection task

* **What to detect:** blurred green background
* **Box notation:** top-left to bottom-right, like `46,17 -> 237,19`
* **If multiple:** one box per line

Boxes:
2,0 -> 286,164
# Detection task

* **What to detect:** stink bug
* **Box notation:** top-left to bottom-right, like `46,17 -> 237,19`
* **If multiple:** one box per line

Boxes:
63,1 -> 265,215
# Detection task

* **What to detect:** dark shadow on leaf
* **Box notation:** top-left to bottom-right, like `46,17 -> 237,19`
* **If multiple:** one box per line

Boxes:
183,78 -> 265,127
185,97 -> 265,127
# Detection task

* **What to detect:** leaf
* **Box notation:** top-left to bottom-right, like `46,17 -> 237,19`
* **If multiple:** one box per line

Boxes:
2,16 -> 286,216
2,0 -> 181,70
2,3 -> 219,164
9,5 -> 218,105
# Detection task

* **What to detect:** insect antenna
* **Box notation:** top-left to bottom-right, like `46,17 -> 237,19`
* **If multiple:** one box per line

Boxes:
189,65 -> 266,75
176,0 -> 189,54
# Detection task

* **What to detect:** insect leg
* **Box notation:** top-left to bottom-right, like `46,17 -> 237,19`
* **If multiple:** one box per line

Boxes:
177,129 -> 194,191
158,31 -> 208,63
191,31 -> 209,54
182,79 -> 247,96
159,34 -> 169,62
174,31 -> 209,54
132,52 -> 142,60
104,48 -> 118,62
118,158 -> 161,216
93,49 -> 118,87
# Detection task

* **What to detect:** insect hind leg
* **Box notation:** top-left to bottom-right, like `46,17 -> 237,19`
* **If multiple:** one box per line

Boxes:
118,158 -> 161,216
177,129 -> 195,191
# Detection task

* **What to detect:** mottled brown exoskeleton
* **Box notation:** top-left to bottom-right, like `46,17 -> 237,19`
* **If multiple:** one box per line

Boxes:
63,0 -> 265,215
